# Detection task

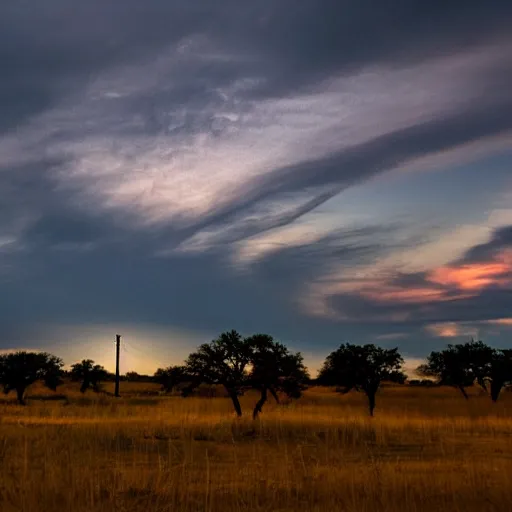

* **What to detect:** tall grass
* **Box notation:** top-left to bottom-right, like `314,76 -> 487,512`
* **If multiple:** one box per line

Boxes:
1,382 -> 511,511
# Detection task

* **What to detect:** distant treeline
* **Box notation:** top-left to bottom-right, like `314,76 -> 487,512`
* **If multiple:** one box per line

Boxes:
63,371 -> 156,383
1,335 -> 511,416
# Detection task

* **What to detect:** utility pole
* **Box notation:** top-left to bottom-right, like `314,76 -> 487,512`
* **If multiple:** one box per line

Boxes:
114,334 -> 121,397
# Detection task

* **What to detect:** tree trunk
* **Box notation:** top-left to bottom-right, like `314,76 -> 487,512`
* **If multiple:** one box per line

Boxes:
227,389 -> 243,417
182,378 -> 202,397
269,387 -> 280,404
16,387 -> 26,406
458,385 -> 469,399
490,380 -> 503,403
80,379 -> 89,393
367,390 -> 376,417
253,387 -> 268,420
477,376 -> 487,392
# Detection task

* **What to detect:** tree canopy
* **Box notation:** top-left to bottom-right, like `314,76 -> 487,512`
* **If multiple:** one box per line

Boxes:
419,341 -> 512,401
154,365 -> 188,393
0,351 -> 64,404
247,334 -> 309,419
318,343 -> 405,416
418,340 -> 490,399
183,330 -> 252,416
483,349 -> 512,402
70,359 -> 109,393
178,330 -> 308,417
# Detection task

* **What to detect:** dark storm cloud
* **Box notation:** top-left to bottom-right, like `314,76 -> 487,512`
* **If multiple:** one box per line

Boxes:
0,1 -> 219,134
0,159 -> 62,243
0,157 -> 131,256
462,225 -> 512,263
0,236 -> 301,336
325,288 -> 512,326
219,0 -> 512,99
2,0 -> 511,135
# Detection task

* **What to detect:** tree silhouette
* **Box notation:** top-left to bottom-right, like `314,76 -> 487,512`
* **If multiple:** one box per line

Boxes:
0,351 -> 63,405
418,340 -> 491,399
154,365 -> 188,393
183,330 -> 251,417
473,347 -> 512,402
318,343 -> 405,416
70,359 -> 109,393
246,334 -> 309,419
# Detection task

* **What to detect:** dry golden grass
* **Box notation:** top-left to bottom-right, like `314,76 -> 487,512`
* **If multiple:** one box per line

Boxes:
1,382 -> 512,512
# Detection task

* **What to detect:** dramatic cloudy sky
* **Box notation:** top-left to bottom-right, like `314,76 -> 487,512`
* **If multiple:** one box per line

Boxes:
1,0 -> 512,375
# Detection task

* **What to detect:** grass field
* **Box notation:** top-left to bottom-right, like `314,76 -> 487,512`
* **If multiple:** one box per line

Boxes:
1,382 -> 512,512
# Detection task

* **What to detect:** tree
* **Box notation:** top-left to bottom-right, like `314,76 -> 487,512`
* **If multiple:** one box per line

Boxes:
123,372 -> 153,382
183,330 -> 251,417
418,340 -> 492,399
475,348 -> 512,402
0,351 -> 64,405
154,365 -> 188,393
318,343 -> 405,416
408,379 -> 435,387
246,334 -> 309,419
70,359 -> 109,393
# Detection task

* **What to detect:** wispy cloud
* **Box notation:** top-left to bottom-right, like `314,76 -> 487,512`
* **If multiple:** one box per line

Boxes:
375,333 -> 409,341
2,40 -> 510,249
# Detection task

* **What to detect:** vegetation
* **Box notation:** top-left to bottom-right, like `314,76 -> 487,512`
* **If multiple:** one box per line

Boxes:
476,348 -> 512,402
418,340 -> 512,402
153,365 -> 188,393
124,371 -> 154,382
0,336 -> 511,511
317,344 -> 405,416
182,330 -> 252,417
246,334 -> 309,419
0,351 -> 63,405
1,381 -> 512,512
168,331 -> 309,418
70,359 -> 109,393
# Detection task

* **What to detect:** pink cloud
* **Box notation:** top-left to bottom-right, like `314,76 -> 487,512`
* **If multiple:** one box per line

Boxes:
425,317 -> 512,340
365,249 -> 512,307
483,318 -> 512,327
430,261 -> 510,290
425,322 -> 478,338
363,287 -> 452,303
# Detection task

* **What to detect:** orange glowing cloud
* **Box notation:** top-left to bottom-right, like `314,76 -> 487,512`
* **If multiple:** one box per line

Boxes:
426,323 -> 460,337
425,317 -> 512,340
304,250 -> 512,322
429,261 -> 510,290
366,250 -> 512,306
425,322 -> 478,338
330,279 -> 452,304
484,318 -> 512,327
362,287 -> 448,303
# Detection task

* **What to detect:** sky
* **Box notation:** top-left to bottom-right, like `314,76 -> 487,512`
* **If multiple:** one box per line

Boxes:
1,0 -> 512,376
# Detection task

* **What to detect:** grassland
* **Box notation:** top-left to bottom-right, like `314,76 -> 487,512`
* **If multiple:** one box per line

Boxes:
1,382 -> 512,512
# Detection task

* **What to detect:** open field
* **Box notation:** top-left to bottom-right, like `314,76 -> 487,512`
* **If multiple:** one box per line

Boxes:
1,383 -> 512,512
